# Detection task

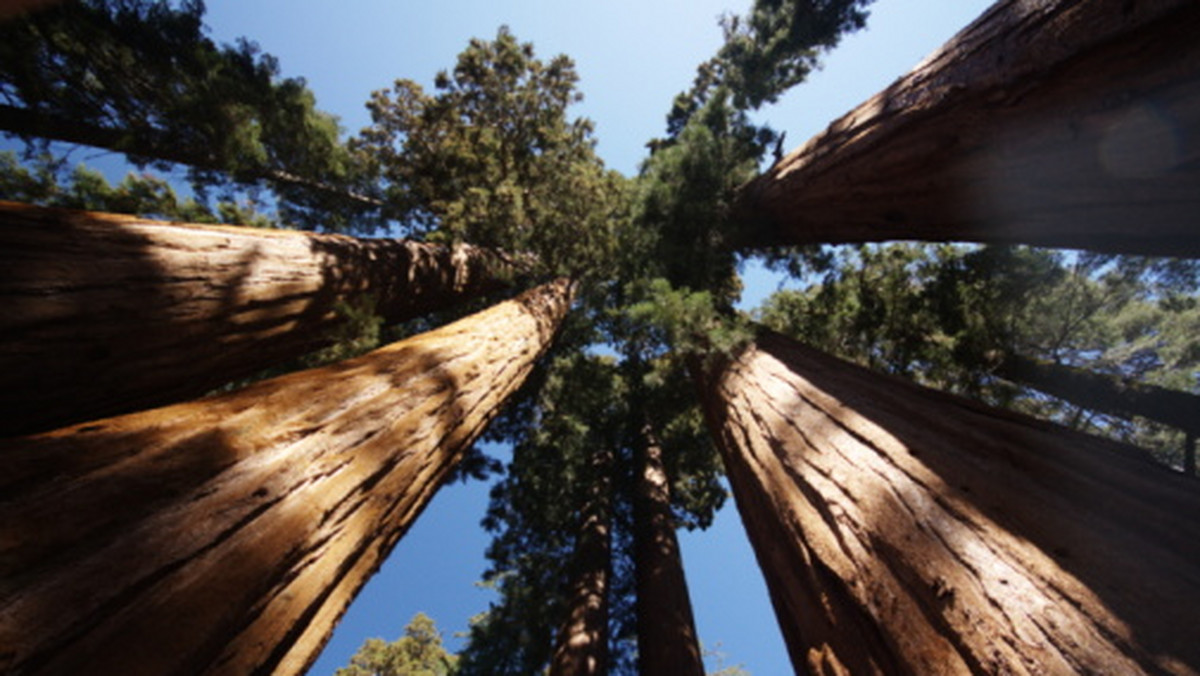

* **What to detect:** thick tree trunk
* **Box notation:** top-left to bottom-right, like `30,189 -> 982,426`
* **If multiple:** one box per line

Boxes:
993,352 -> 1200,436
0,279 -> 573,676
692,331 -> 1200,675
0,104 -> 383,208
0,201 -> 510,436
549,449 -> 613,676
734,0 -> 1200,258
633,423 -> 705,676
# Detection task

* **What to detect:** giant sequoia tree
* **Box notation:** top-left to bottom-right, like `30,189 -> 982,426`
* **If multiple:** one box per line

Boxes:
0,279 -> 573,676
691,330 -> 1200,674
3,0 -> 1199,674
0,201 -> 511,436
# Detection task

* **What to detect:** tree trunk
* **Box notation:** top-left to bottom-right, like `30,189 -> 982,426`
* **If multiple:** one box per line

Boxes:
633,423 -> 705,676
0,104 -> 383,208
0,279 -> 573,676
734,0 -> 1200,258
993,352 -> 1200,436
549,448 -> 613,676
691,331 -> 1200,675
0,201 -> 510,436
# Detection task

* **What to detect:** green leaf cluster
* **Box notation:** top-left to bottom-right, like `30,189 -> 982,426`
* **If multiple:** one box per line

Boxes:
356,27 -> 624,278
759,244 -> 1200,463
0,0 -> 375,230
335,612 -> 458,676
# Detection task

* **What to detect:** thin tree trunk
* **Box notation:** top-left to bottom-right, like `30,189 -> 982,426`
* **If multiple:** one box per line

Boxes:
0,201 -> 510,436
734,0 -> 1200,258
633,423 -> 705,676
0,279 -> 573,676
0,104 -> 383,208
691,331 -> 1200,675
550,448 -> 613,676
993,351 -> 1200,436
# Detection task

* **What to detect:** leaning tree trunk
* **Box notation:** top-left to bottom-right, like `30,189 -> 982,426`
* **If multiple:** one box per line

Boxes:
992,352 -> 1200,437
691,331 -> 1200,675
0,201 -> 510,436
549,448 -> 613,676
0,279 -> 573,676
733,0 -> 1200,258
633,423 -> 705,676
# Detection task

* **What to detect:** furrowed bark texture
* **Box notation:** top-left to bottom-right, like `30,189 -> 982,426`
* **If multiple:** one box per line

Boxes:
549,449 -> 612,676
692,332 -> 1200,675
993,352 -> 1200,436
0,279 -> 573,676
633,425 -> 704,676
0,201 -> 509,436
735,0 -> 1200,257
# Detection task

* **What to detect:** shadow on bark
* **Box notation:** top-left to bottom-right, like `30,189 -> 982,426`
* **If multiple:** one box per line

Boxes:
0,201 -> 507,436
0,280 -> 569,674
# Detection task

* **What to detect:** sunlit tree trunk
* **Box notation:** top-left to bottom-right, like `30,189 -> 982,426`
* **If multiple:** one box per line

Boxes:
633,423 -> 705,676
734,0 -> 1200,258
992,352 -> 1200,438
0,279 -> 573,676
691,331 -> 1200,675
550,448 -> 613,676
0,201 -> 510,436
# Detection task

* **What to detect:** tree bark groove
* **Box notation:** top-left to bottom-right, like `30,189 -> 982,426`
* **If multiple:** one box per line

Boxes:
735,0 -> 1200,257
0,278 -> 573,676
0,201 -> 510,436
693,332 -> 1200,675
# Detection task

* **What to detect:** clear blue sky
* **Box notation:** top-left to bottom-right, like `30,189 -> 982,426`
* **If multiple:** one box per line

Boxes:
83,1 -> 990,673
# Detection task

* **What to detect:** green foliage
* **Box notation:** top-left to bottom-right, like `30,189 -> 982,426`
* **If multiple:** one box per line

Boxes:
0,0 -> 375,230
759,243 -> 1200,463
357,27 -> 623,278
335,612 -> 458,676
459,351 -> 629,675
0,150 -> 277,226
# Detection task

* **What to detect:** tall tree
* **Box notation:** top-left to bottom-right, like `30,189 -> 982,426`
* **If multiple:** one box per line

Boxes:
733,0 -> 1200,257
692,330 -> 1200,674
334,613 -> 458,676
549,447 -> 614,676
632,423 -> 705,676
0,201 -> 511,436
0,0 -> 379,228
357,26 -> 623,276
0,279 -> 573,676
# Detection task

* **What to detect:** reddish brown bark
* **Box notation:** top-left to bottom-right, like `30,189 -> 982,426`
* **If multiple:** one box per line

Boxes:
0,279 -> 573,676
549,449 -> 613,676
0,201 -> 510,436
735,0 -> 1200,257
633,424 -> 705,676
693,331 -> 1200,675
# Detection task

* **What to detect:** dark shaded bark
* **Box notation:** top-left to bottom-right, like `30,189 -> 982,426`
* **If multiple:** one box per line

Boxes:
734,0 -> 1200,258
633,423 -> 705,676
692,331 -> 1200,675
0,104 -> 383,208
549,448 -> 613,676
0,279 -> 573,676
0,201 -> 511,436
993,352 -> 1200,436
